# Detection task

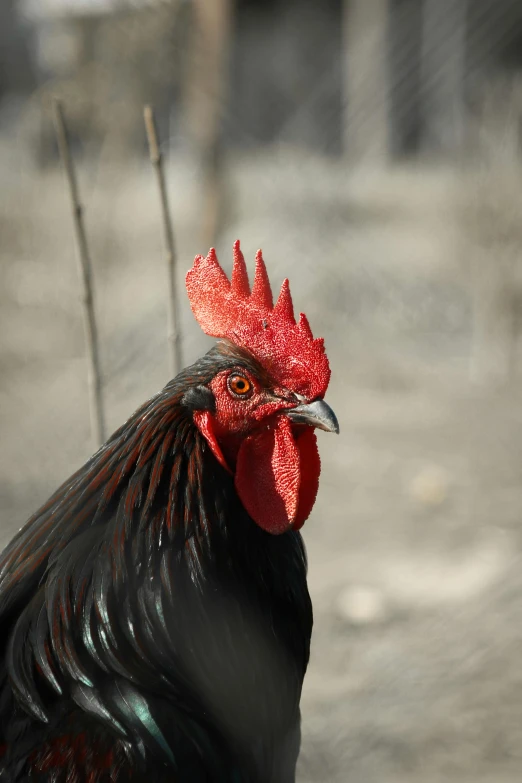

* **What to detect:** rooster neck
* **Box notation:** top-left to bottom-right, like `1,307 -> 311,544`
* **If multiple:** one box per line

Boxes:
0,373 -> 305,613
0,370 -> 313,775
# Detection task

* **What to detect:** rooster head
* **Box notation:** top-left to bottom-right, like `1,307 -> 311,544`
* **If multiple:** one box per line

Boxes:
185,240 -> 338,535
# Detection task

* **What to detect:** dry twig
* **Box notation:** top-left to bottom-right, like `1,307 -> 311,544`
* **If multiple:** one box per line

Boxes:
144,105 -> 181,378
53,99 -> 105,448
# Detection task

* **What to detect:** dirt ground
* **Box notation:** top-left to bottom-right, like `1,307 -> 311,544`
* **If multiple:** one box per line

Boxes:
1,146 -> 522,782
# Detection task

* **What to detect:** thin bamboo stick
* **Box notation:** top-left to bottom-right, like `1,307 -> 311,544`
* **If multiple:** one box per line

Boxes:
53,99 -> 105,448
144,105 -> 181,378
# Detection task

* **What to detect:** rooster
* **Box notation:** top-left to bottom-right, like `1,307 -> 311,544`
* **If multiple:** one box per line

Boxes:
0,241 -> 337,782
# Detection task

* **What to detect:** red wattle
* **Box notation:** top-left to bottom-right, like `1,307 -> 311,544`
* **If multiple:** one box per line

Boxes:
235,416 -> 320,534
292,427 -> 320,530
194,410 -> 322,534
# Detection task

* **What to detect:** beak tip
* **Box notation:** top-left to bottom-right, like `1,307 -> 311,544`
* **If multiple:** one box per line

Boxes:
286,399 -> 339,434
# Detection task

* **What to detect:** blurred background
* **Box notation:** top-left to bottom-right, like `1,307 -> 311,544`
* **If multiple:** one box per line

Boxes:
2,0 -> 522,780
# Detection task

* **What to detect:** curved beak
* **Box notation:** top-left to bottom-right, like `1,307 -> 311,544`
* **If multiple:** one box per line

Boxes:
285,399 -> 339,434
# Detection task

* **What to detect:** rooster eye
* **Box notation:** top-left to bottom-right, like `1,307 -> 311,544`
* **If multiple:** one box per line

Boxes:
228,374 -> 252,397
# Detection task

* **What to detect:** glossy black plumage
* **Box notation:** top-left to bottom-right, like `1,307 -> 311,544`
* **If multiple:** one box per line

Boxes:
0,343 -> 313,782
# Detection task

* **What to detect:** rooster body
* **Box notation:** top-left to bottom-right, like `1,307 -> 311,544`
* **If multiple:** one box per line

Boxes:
0,244 -> 336,782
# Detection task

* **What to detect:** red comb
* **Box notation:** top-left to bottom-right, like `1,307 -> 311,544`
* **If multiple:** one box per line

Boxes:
185,240 -> 330,400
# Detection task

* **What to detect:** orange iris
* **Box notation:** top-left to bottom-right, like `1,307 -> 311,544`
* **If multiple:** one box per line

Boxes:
228,374 -> 251,396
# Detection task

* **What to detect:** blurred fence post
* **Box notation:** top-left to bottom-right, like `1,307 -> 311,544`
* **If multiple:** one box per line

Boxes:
183,0 -> 234,248
342,0 -> 390,164
420,0 -> 466,155
388,0 -> 423,155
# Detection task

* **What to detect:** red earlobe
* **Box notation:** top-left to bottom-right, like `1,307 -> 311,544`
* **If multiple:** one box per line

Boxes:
193,411 -> 232,474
